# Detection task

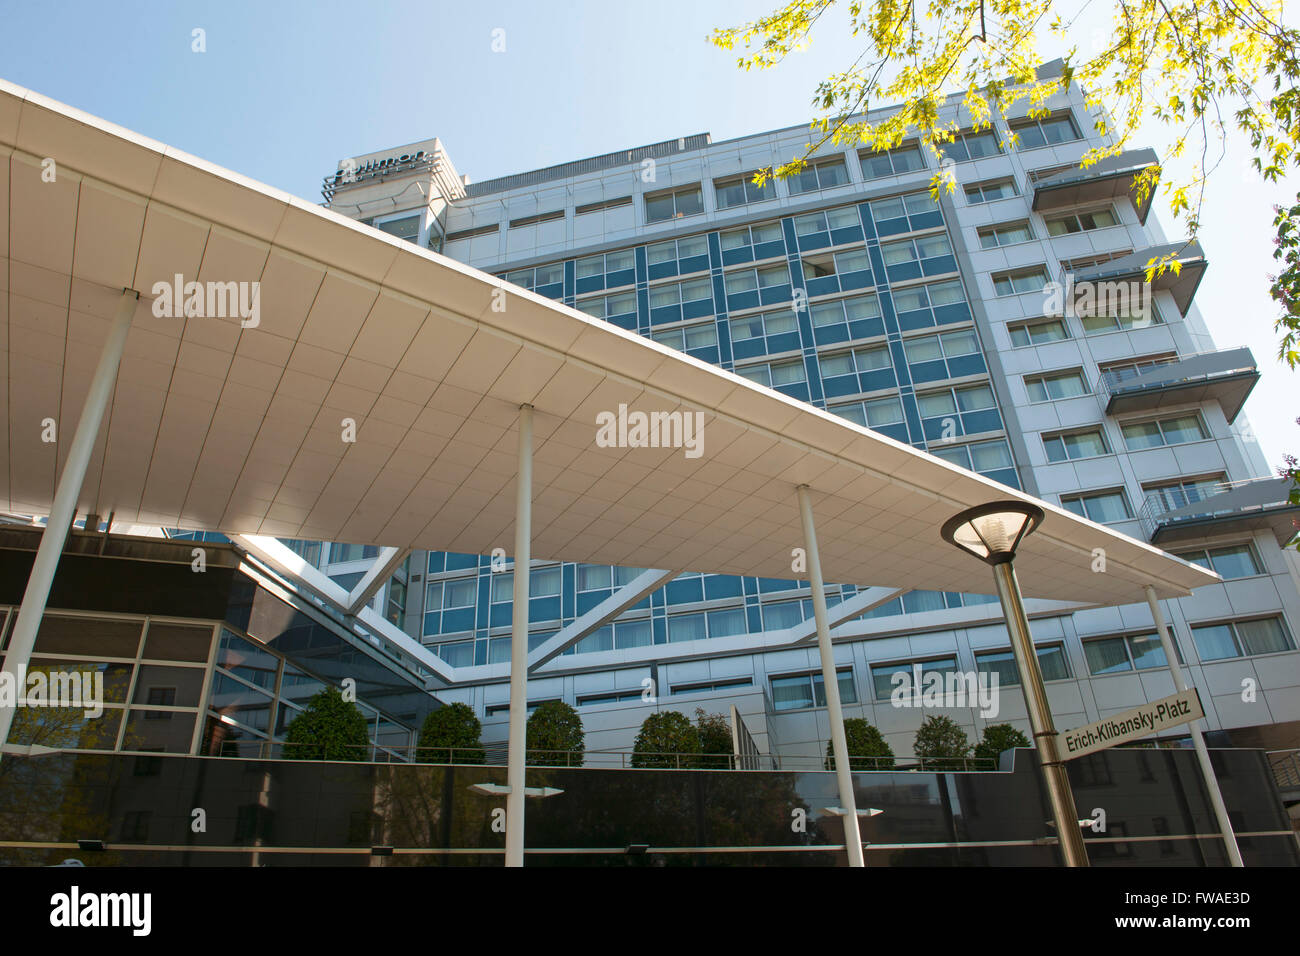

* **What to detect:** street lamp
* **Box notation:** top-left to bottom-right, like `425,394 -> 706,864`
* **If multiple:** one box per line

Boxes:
941,501 -> 1090,868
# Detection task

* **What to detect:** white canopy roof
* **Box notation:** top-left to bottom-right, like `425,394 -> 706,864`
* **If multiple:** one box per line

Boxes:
0,79 -> 1218,604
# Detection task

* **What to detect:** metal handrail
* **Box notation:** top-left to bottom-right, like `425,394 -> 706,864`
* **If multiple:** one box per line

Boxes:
1138,475 -> 1295,539
206,740 -> 997,772
1095,349 -> 1257,404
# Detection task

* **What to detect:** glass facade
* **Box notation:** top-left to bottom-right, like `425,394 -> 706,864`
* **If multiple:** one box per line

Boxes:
0,529 -> 430,762
0,613 -> 213,754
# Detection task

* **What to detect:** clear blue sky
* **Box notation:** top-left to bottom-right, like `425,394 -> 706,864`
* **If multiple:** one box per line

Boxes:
1,0 -> 1295,467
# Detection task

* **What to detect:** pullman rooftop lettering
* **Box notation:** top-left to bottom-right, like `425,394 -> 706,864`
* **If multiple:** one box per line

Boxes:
333,150 -> 429,184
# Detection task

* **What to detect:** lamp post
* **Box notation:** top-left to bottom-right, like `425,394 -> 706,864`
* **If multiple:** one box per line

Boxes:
940,501 -> 1089,868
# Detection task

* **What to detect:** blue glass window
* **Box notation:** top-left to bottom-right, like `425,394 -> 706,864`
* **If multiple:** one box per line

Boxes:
719,221 -> 785,265
646,234 -> 710,280
729,308 -> 800,359
809,293 -> 883,345
574,248 -> 636,294
818,343 -> 895,397
870,191 -> 943,236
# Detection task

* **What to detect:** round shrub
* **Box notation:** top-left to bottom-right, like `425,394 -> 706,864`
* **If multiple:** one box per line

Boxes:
283,687 -> 370,762
631,711 -> 701,768
913,714 -> 972,770
695,708 -> 734,769
527,700 -> 585,766
824,718 -> 895,771
973,723 -> 1031,768
416,702 -> 485,764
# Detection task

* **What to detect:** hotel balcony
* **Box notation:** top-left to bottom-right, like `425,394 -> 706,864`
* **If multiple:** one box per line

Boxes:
1139,476 -> 1300,546
1096,347 -> 1260,424
1032,148 -> 1160,223
1068,241 -> 1207,317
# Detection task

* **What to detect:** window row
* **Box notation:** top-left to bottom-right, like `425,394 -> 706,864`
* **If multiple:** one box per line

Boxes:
1006,304 -> 1165,346
768,617 -> 1294,712
770,642 -> 1071,712
644,155 -> 855,227
470,113 -> 1081,243
1062,473 -> 1228,525
1042,411 -> 1209,462
977,205 -> 1118,249
1084,616 -> 1293,672
553,196 -> 947,301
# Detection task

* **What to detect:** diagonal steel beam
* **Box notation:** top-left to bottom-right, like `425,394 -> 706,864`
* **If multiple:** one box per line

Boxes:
527,568 -> 678,672
787,586 -> 907,645
233,534 -> 455,684
345,546 -> 411,615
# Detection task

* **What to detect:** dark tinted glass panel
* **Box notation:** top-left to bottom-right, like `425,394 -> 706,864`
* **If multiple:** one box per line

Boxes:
122,710 -> 196,753
143,623 -> 214,662
33,616 -> 141,658
216,631 -> 278,689
28,657 -> 134,703
5,707 -> 122,749
131,664 -> 206,708
209,672 -> 273,732
202,714 -> 265,757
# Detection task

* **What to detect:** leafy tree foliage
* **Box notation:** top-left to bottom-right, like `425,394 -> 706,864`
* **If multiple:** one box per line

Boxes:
973,722 -> 1032,766
527,700 -> 585,766
1273,195 -> 1300,369
416,702 -> 485,765
1269,195 -> 1300,546
283,687 -> 370,762
695,708 -> 735,769
825,717 -> 896,770
631,710 -> 702,768
713,0 -> 1300,240
718,1 -> 1300,500
913,714 -> 973,769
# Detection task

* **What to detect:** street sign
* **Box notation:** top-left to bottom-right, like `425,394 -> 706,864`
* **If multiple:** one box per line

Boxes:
1057,688 -> 1204,761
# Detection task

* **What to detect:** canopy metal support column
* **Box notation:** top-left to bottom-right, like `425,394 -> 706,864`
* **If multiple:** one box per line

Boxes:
992,560 -> 1089,867
1144,585 -> 1244,867
0,288 -> 138,760
504,403 -> 534,867
796,484 -> 864,867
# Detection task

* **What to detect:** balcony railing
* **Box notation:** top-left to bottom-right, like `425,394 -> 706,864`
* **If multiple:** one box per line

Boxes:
1031,147 -> 1160,223
1139,475 -> 1300,545
1095,347 -> 1260,423
1062,241 -> 1207,316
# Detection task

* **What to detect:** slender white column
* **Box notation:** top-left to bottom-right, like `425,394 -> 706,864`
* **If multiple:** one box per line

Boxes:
504,404 -> 533,867
796,484 -> 865,867
0,289 -> 138,759
1144,585 -> 1245,867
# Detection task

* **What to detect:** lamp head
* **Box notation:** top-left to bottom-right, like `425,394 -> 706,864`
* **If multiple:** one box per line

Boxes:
940,501 -> 1044,566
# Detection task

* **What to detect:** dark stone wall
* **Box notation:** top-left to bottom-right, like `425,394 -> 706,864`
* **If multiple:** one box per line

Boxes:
0,746 -> 1293,866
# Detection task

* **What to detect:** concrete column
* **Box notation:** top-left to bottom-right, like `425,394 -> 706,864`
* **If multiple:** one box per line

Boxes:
504,404 -> 533,867
796,484 -> 865,867
1144,585 -> 1244,866
0,289 -> 137,760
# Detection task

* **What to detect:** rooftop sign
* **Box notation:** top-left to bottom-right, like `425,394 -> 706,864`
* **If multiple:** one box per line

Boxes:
324,149 -> 435,192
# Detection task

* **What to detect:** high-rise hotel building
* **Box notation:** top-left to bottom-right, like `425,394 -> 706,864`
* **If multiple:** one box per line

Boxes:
312,65 -> 1300,765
